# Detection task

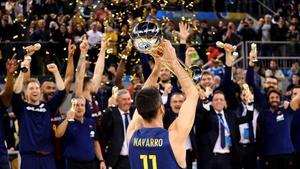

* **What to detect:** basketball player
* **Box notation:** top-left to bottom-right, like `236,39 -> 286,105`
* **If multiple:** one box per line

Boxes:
127,40 -> 200,169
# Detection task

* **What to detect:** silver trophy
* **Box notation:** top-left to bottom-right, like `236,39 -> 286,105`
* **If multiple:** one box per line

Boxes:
131,21 -> 202,84
131,21 -> 162,55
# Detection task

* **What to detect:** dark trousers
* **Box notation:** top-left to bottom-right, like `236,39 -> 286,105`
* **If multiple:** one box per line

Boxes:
186,150 -> 193,169
292,152 -> 300,169
264,154 -> 293,169
0,155 -> 9,169
199,153 -> 232,169
67,159 -> 96,169
113,156 -> 130,169
237,144 -> 257,169
21,153 -> 56,169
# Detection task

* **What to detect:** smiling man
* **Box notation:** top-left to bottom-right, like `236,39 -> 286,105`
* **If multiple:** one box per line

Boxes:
101,89 -> 134,169
257,88 -> 300,169
12,62 -> 66,169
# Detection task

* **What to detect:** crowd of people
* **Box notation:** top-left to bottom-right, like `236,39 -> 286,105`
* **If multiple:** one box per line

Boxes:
0,0 -> 300,77
0,0 -> 300,169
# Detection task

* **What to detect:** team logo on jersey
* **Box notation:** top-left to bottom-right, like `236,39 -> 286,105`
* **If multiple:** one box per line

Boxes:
90,131 -> 95,138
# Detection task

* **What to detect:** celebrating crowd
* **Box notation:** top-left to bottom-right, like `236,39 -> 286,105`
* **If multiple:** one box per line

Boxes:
0,1 -> 300,169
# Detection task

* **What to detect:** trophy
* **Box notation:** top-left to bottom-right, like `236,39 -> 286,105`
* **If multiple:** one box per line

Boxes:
131,21 -> 202,84
23,43 -> 41,54
216,41 -> 239,58
242,83 -> 254,103
20,43 -> 42,72
251,43 -> 258,62
68,98 -> 77,122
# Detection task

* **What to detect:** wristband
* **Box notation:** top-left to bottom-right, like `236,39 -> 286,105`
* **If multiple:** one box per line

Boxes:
20,67 -> 28,73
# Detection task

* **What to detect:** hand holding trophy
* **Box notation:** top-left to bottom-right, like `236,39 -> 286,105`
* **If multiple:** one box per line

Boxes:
250,43 -> 258,62
23,43 -> 41,57
131,21 -> 202,84
67,98 -> 77,122
242,83 -> 254,104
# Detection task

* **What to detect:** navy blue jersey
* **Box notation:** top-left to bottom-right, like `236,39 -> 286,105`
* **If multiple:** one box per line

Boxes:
292,110 -> 300,152
12,90 -> 66,153
129,128 -> 181,169
260,106 -> 295,156
62,117 -> 97,161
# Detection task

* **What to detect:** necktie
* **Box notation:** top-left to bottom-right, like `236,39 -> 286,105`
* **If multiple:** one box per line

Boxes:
217,113 -> 226,149
124,113 -> 129,130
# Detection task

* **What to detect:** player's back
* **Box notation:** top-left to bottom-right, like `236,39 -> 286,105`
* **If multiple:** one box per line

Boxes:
129,127 -> 181,169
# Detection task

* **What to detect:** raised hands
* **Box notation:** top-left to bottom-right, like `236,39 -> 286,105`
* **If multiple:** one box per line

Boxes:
163,83 -> 173,96
68,41 -> 76,57
66,109 -> 75,121
249,43 -> 257,67
223,43 -> 237,67
6,54 -> 18,75
47,63 -> 59,74
178,22 -> 190,44
160,40 -> 178,66
80,35 -> 89,55
24,43 -> 41,56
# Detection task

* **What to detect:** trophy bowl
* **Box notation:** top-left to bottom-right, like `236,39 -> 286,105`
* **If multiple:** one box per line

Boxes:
131,21 -> 163,54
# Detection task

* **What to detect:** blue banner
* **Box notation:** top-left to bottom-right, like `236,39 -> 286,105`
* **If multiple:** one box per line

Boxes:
156,11 -> 246,20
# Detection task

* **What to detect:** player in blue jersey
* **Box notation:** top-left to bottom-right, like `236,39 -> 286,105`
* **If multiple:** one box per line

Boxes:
127,40 -> 201,169
12,61 -> 66,169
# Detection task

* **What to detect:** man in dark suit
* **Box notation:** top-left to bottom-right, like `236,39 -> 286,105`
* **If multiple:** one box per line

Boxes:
102,89 -> 133,169
163,92 -> 197,169
195,90 -> 254,169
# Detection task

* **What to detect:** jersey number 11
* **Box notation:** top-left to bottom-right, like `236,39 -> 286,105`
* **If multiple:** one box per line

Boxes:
140,155 -> 157,169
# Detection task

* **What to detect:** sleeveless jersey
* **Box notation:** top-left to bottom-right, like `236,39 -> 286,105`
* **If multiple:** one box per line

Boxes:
129,127 -> 181,169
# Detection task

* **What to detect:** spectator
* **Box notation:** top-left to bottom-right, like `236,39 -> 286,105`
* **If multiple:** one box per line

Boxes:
265,60 -> 285,90
258,14 -> 272,56
237,18 -> 258,41
286,23 -> 300,56
86,22 -> 103,47
223,22 -> 241,45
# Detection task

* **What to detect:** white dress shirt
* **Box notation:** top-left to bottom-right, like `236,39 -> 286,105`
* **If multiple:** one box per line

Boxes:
119,108 -> 131,156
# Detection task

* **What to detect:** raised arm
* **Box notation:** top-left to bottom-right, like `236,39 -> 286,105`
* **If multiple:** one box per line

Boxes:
76,35 -> 89,73
64,41 -> 76,94
219,44 -> 239,110
291,90 -> 300,111
74,61 -> 86,97
13,59 -> 30,94
115,41 -> 133,89
127,51 -> 162,140
47,64 -> 65,91
163,40 -> 199,143
246,47 -> 268,109
92,38 -> 107,91
55,109 -> 75,138
0,54 -> 18,107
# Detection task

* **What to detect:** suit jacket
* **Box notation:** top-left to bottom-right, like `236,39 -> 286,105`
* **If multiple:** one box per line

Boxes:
163,108 -> 197,158
195,101 -> 239,163
101,106 -> 134,167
